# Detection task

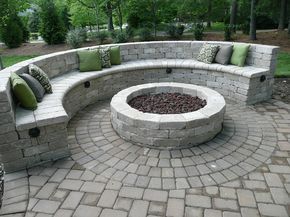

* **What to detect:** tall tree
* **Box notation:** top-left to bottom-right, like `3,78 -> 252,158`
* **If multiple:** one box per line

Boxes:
230,0 -> 238,27
207,0 -> 212,28
250,0 -> 257,40
288,17 -> 290,35
39,0 -> 67,44
105,1 -> 114,31
278,0 -> 287,30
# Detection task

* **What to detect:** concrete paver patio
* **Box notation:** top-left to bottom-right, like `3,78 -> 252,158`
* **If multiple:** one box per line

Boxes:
0,99 -> 290,217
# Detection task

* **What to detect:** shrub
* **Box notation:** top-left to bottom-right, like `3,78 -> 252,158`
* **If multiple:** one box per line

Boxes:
111,30 -> 129,43
0,15 -> 23,48
193,23 -> 204,41
224,25 -> 234,41
166,24 -> 185,39
241,23 -> 250,35
66,28 -> 86,48
87,31 -> 97,41
138,28 -> 152,41
96,31 -> 109,44
30,33 -> 39,41
39,0 -> 67,45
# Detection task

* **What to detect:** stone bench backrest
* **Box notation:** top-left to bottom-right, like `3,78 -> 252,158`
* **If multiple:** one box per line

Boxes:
0,41 -> 279,127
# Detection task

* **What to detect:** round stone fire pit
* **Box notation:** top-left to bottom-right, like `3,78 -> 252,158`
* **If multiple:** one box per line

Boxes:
110,83 -> 226,149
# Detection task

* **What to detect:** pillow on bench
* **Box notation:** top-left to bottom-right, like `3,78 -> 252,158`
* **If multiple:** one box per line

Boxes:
19,73 -> 45,102
215,45 -> 233,65
110,46 -> 121,65
230,44 -> 250,67
78,50 -> 102,72
197,44 -> 219,64
10,72 -> 37,110
100,47 -> 111,68
29,64 -> 53,94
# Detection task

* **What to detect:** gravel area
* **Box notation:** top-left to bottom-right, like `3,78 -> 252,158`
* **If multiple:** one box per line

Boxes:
128,92 -> 207,114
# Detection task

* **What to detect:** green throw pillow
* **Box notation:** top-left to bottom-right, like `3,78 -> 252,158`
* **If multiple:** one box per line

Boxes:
78,50 -> 102,72
110,46 -> 121,65
230,44 -> 250,67
10,72 -> 37,110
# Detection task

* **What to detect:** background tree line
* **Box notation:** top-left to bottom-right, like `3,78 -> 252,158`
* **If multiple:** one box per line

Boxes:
0,0 -> 289,48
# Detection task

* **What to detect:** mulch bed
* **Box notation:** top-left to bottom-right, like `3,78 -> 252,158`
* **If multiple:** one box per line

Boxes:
128,92 -> 207,114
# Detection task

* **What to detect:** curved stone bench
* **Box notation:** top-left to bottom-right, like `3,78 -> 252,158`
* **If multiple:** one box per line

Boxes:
0,41 -> 279,172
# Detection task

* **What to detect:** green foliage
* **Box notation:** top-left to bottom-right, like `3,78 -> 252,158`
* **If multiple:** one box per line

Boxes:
193,23 -> 204,41
39,0 -> 67,45
138,28 -> 152,41
224,24 -> 234,41
166,24 -> 184,39
111,30 -> 129,43
241,22 -> 250,35
96,31 -> 109,44
28,9 -> 40,32
30,33 -> 39,41
0,15 -> 23,48
66,28 -> 87,48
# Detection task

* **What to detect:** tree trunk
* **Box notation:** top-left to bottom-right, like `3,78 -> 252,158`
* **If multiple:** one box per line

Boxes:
288,17 -> 290,35
0,56 -> 3,70
107,1 -> 114,31
250,0 -> 257,40
278,0 -> 287,30
230,0 -> 238,32
152,0 -> 157,38
207,0 -> 212,28
117,3 -> 123,31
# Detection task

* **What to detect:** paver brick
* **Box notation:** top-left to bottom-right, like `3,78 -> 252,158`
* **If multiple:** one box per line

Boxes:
119,187 -> 144,199
185,194 -> 211,208
73,205 -> 102,217
80,182 -> 105,193
129,200 -> 149,217
100,208 -> 127,217
237,189 -> 256,207
97,190 -> 118,208
143,189 -> 168,202
33,200 -> 61,214
258,203 -> 288,217
166,198 -> 184,217
61,191 -> 84,209
213,198 -> 238,211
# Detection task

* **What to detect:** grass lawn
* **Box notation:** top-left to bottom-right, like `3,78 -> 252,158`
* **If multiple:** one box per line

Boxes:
205,22 -> 225,32
275,52 -> 290,77
1,55 -> 37,68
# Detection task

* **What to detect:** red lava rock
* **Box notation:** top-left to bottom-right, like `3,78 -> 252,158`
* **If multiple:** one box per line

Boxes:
128,92 -> 207,114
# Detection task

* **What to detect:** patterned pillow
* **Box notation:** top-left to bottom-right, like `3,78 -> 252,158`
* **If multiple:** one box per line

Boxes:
100,47 -> 111,68
29,64 -> 53,94
197,44 -> 219,64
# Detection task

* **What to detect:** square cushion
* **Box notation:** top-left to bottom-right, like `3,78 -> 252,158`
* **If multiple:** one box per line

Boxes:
197,44 -> 219,64
110,46 -> 121,65
78,50 -> 102,72
10,72 -> 37,110
230,44 -> 250,67
19,73 -> 45,102
29,64 -> 53,93
215,45 -> 233,65
100,47 -> 111,68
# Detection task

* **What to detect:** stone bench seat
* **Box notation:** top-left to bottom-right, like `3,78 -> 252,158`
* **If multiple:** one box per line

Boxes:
15,58 -> 269,131
0,41 -> 279,172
